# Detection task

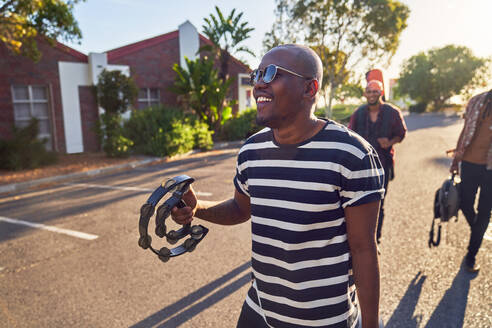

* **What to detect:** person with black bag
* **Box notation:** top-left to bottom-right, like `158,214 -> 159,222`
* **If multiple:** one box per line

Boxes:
348,79 -> 407,244
449,89 -> 492,273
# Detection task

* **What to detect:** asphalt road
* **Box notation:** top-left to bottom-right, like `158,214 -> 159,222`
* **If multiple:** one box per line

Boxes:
0,113 -> 490,328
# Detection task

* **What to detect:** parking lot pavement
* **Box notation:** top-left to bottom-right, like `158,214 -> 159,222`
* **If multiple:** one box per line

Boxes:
0,114 -> 490,327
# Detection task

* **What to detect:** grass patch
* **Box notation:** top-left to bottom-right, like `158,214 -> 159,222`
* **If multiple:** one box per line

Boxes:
316,104 -> 359,124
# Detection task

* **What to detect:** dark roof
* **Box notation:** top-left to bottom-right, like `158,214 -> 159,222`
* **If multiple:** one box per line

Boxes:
53,39 -> 88,61
106,30 -> 179,61
104,29 -> 251,71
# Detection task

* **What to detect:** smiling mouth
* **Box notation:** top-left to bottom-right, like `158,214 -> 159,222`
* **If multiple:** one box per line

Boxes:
256,96 -> 272,103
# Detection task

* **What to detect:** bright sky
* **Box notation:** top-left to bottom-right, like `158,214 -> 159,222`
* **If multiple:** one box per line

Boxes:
67,0 -> 492,86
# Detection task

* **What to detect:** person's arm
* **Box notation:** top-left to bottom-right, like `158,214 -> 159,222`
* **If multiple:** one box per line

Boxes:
450,127 -> 465,174
348,109 -> 358,130
449,103 -> 474,174
378,108 -> 406,149
344,200 -> 380,328
377,136 -> 401,149
171,187 -> 251,226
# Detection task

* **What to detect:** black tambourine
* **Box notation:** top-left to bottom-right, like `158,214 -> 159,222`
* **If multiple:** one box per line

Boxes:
138,175 -> 208,262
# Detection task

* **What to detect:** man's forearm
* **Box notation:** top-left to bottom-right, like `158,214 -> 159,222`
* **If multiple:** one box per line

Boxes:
195,199 -> 249,225
352,248 -> 380,328
390,136 -> 402,146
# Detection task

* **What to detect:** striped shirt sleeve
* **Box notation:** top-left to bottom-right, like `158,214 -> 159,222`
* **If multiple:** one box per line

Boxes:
234,146 -> 250,197
340,149 -> 385,208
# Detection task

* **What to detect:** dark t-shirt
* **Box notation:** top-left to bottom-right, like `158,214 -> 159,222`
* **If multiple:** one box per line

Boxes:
348,103 -> 407,169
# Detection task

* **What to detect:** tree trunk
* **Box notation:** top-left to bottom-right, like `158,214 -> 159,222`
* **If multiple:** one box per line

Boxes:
220,50 -> 230,81
324,85 -> 336,119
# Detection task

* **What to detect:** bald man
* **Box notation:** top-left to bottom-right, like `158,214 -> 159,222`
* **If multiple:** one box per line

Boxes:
349,80 -> 407,245
172,45 -> 384,328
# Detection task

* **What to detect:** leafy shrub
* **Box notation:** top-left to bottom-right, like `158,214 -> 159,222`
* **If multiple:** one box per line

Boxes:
96,69 -> 138,157
409,102 -> 427,113
193,119 -> 214,151
218,108 -> 262,141
104,133 -> 134,158
170,57 -> 234,131
0,119 -> 57,170
95,113 -> 133,158
123,105 -> 213,157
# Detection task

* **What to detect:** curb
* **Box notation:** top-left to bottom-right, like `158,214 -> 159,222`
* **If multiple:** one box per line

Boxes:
0,157 -> 166,195
0,140 -> 244,196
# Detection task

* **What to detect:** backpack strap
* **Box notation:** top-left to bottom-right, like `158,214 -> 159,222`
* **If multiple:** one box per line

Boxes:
378,104 -> 393,139
356,104 -> 369,138
429,188 -> 442,248
428,218 -> 442,248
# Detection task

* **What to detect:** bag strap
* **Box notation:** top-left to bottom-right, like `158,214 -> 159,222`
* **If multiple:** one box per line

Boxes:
428,218 -> 441,248
379,105 -> 392,138
356,105 -> 369,138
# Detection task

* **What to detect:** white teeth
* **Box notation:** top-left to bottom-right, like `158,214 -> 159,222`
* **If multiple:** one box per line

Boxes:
257,96 -> 272,102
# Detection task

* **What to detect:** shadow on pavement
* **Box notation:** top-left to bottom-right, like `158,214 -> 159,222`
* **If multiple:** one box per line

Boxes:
386,271 -> 427,328
423,261 -> 477,328
428,156 -> 452,168
404,114 -> 461,132
130,261 -> 251,328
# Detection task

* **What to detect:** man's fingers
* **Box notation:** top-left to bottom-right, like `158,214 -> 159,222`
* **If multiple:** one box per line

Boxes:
171,206 -> 194,224
182,189 -> 197,209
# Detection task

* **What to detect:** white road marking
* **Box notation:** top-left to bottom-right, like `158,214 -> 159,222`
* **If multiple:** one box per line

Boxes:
63,183 -> 213,196
0,216 -> 98,240
196,191 -> 213,196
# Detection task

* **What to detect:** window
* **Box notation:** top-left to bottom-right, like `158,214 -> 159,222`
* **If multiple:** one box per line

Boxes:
11,85 -> 53,150
137,88 -> 160,109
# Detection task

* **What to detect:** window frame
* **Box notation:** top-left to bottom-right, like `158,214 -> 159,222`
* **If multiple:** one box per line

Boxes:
137,87 -> 160,109
11,84 -> 53,148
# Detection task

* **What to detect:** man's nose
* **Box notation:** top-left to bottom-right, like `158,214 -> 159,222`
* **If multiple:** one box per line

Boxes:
253,78 -> 268,91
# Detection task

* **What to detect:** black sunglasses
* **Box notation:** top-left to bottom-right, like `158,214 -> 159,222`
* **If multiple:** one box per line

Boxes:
250,64 -> 312,86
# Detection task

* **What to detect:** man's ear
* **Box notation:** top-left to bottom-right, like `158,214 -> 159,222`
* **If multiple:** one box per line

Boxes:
306,80 -> 319,98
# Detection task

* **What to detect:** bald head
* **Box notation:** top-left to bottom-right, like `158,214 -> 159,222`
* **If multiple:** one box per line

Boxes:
265,44 -> 323,88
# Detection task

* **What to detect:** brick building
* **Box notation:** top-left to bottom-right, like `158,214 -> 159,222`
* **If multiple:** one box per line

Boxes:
0,21 -> 252,154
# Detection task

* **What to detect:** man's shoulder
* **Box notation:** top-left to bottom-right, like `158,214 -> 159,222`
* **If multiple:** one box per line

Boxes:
467,90 -> 489,109
321,121 -> 375,157
381,102 -> 402,114
353,104 -> 368,115
471,90 -> 489,101
238,127 -> 271,153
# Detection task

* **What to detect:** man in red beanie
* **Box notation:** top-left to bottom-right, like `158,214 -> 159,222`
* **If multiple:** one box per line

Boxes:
349,80 -> 407,244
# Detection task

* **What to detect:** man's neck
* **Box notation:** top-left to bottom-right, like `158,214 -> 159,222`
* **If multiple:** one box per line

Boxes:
368,102 -> 381,112
273,115 -> 325,145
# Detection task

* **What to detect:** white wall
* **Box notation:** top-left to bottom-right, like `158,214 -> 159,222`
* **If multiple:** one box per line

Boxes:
237,73 -> 254,112
59,54 -> 130,153
178,20 -> 199,68
58,62 -> 91,154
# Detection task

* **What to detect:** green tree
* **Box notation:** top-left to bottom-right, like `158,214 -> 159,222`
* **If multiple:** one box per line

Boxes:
398,45 -> 489,110
96,69 -> 138,157
264,0 -> 409,117
170,56 -> 233,132
202,6 -> 254,80
312,45 -> 351,117
334,82 -> 364,102
0,0 -> 83,61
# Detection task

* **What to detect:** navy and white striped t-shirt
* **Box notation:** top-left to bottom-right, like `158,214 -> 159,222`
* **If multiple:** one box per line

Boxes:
234,120 -> 385,328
